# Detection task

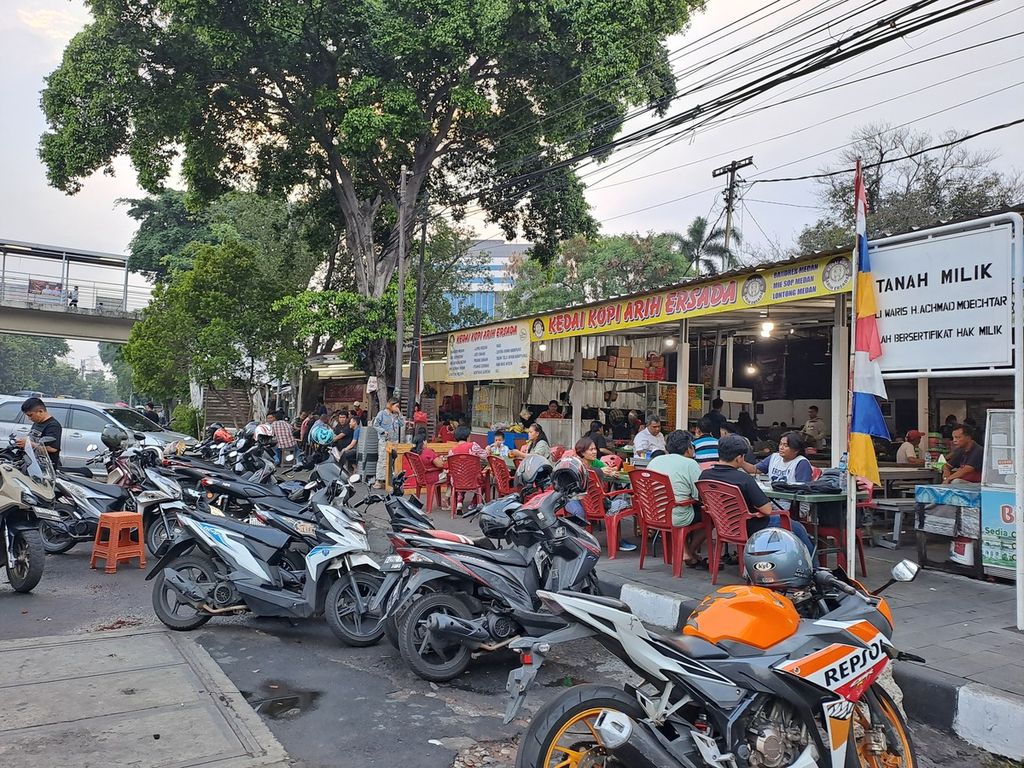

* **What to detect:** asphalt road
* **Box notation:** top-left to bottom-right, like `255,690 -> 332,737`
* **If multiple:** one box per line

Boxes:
0,504 -> 1017,768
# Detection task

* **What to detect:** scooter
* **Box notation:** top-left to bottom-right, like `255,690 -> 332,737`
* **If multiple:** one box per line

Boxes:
147,474 -> 386,646
0,438 -> 58,593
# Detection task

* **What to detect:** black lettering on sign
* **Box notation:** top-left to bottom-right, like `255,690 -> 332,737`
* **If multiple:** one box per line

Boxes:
941,263 -> 993,283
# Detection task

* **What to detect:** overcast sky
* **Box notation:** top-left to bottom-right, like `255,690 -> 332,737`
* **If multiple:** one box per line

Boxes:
2,0 -> 1022,364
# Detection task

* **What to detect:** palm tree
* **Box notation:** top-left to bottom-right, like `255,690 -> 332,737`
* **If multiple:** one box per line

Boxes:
664,216 -> 743,276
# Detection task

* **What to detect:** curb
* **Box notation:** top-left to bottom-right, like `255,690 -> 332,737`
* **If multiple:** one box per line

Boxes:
597,571 -> 1024,761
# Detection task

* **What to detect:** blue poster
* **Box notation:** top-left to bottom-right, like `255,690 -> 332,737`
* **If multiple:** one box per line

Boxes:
981,488 -> 1017,575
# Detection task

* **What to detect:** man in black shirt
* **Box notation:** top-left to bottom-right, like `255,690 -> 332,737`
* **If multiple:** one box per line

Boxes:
699,434 -> 815,553
588,420 -> 613,458
704,397 -> 728,437
17,397 -> 62,467
143,402 -> 161,424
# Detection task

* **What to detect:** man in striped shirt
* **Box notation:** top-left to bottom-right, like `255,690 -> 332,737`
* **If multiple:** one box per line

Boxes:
692,417 -> 719,463
268,409 -> 297,466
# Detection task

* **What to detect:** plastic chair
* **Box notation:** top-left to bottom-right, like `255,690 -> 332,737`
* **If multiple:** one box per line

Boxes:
577,468 -> 636,558
695,479 -> 792,585
817,479 -> 872,576
488,455 -> 515,497
403,451 -> 443,515
630,469 -> 709,578
550,445 -> 566,461
447,453 -> 489,518
90,511 -> 146,573
810,466 -> 823,481
602,454 -> 623,471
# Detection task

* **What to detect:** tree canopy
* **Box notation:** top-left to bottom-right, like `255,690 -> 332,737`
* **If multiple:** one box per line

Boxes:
797,124 -> 1023,253
0,334 -> 118,400
41,0 -> 703,403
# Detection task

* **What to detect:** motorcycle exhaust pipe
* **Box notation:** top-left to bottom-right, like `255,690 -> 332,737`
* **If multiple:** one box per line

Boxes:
427,613 -> 490,643
595,710 -> 693,768
161,568 -> 210,605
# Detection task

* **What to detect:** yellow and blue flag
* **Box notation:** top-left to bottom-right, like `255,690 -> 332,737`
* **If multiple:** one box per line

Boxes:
849,160 -> 889,486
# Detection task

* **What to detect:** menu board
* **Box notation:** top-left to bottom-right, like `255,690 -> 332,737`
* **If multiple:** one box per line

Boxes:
447,321 -> 531,382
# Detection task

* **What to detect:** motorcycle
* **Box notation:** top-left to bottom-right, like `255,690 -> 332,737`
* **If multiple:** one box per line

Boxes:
146,473 -> 386,646
503,555 -> 923,768
0,438 -> 58,593
388,488 -> 602,682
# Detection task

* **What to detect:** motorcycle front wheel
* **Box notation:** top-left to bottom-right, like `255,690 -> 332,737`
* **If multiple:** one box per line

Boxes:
145,512 -> 181,557
7,529 -> 45,593
847,686 -> 918,768
515,684 -> 645,768
325,570 -> 386,647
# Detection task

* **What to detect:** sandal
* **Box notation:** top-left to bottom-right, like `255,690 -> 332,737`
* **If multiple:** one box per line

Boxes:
684,557 -> 708,570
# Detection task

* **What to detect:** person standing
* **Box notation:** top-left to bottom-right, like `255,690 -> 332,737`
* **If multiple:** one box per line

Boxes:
68,285 -> 79,308
372,397 -> 403,489
143,401 -> 160,424
704,397 -> 727,437
268,409 -> 297,466
800,405 -> 827,448
300,409 -> 317,446
17,397 -> 63,467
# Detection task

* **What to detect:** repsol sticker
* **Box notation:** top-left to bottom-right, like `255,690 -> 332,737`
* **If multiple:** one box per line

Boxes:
824,640 -> 884,687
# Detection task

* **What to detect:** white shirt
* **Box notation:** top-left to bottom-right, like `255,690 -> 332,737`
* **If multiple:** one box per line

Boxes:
633,428 -> 666,454
896,441 -> 920,464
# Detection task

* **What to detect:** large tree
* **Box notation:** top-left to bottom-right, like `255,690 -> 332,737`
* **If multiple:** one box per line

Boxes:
0,335 -> 71,394
797,124 -> 1024,253
663,215 -> 742,275
40,0 -> 702,406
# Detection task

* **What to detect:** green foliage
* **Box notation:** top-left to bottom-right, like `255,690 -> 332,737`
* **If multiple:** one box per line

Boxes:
120,190 -> 214,281
170,403 -> 202,438
124,241 -> 304,400
661,217 -> 742,276
797,124 -> 1024,253
501,227 -> 728,317
40,0 -> 703,392
0,335 -> 71,393
98,342 -> 134,401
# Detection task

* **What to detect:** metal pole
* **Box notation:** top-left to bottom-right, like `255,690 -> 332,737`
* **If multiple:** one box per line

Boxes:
712,157 -> 753,255
407,192 -> 429,421
394,165 -> 409,399
1012,212 -> 1024,631
122,258 -> 129,309
675,320 -> 689,430
1,250 -> 6,301
847,242 -> 859,576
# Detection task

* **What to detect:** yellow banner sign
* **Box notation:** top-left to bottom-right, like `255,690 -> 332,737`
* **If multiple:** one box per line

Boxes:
529,255 -> 852,341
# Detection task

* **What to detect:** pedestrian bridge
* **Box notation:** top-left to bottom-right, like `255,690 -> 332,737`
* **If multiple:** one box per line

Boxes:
0,239 -> 152,343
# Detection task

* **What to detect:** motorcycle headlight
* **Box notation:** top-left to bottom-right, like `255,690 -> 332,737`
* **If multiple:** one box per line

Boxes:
21,490 -> 40,507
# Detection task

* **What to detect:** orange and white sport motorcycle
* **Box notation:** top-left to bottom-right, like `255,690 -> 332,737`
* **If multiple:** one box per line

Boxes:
504,559 -> 922,768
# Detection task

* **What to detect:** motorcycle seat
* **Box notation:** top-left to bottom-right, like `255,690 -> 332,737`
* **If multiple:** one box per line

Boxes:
420,540 -> 528,565
556,591 -> 631,613
251,496 -> 312,518
189,510 -> 292,549
70,477 -> 130,500
655,632 -> 730,660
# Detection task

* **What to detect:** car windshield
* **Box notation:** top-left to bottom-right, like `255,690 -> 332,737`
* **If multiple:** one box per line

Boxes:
105,407 -> 165,432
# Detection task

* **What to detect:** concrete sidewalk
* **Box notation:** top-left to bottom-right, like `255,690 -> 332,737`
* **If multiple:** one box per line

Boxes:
0,628 -> 288,768
421,508 -> 1024,760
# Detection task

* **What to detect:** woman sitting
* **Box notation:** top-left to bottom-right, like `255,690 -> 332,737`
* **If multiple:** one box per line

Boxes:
648,430 -> 706,566
564,437 -> 637,552
410,429 -> 447,499
509,423 -> 552,460
749,430 -> 816,553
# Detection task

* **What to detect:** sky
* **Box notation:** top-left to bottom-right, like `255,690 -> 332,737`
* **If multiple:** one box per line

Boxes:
1,0 -> 1022,365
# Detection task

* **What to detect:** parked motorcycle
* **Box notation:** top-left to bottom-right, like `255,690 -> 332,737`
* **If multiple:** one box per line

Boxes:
503,529 -> 922,768
0,438 -> 58,593
146,473 -> 386,646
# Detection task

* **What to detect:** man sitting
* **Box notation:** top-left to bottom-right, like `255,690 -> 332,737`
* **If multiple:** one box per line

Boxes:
699,434 -> 815,555
896,430 -> 925,466
943,423 -> 983,484
632,417 -> 666,456
692,418 -> 719,462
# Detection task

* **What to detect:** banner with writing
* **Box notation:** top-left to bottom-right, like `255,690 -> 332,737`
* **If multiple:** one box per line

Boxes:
446,321 -> 531,382
529,254 -> 853,341
871,225 -> 1013,371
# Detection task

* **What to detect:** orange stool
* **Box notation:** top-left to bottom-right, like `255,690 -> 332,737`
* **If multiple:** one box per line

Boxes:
90,511 -> 147,573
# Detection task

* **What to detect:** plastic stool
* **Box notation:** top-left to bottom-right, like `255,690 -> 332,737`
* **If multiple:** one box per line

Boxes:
90,511 -> 147,573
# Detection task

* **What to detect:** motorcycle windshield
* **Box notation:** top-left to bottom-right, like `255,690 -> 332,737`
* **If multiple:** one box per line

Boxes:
24,440 -> 55,487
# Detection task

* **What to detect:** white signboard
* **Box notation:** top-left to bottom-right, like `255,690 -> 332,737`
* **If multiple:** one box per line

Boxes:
872,225 -> 1013,371
446,321 -> 531,382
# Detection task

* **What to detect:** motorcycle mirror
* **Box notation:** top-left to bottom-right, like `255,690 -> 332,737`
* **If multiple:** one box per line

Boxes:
135,433 -> 145,441
891,559 -> 919,583
86,444 -> 98,452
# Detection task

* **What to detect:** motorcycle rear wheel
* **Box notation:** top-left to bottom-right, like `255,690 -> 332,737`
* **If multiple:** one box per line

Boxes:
151,553 -> 215,631
7,529 -> 45,593
515,684 -> 644,768
325,570 -> 386,647
398,591 -> 474,682
40,510 -> 77,554
847,686 -> 917,768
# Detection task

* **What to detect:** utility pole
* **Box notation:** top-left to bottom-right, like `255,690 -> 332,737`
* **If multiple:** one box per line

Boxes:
394,165 -> 410,400
406,191 -> 430,422
710,156 -> 752,398
712,156 -> 753,253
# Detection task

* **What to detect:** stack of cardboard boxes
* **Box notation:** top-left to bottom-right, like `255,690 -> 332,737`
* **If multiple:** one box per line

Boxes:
530,345 -> 669,382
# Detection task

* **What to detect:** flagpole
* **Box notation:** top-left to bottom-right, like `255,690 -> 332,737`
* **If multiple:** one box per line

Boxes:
846,162 -> 861,573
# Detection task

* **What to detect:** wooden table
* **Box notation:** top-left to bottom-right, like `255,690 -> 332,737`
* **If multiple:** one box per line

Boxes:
876,466 -> 941,498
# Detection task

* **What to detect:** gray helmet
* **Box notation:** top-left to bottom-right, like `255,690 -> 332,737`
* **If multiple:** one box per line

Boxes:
743,527 -> 814,592
514,455 -> 553,488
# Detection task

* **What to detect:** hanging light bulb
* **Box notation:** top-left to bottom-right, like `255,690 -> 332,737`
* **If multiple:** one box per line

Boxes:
538,343 -> 547,352
664,337 -> 676,348
746,363 -> 758,375
789,327 -> 795,334
760,327 -> 771,338
761,320 -> 774,333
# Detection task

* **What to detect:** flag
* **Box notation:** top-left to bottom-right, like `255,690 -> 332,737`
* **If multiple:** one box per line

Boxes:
849,160 -> 889,486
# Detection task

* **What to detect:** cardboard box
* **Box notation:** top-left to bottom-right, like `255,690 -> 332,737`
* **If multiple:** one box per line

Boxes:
630,357 -> 646,369
529,360 -> 540,374
582,358 -> 598,372
615,345 -> 633,357
597,361 -> 610,378
606,355 -> 618,367
614,367 -> 631,379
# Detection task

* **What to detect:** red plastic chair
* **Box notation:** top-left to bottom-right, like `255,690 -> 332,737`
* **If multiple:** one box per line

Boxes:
447,453 -> 489,518
550,445 -> 566,461
578,468 -> 636,558
602,454 -> 624,471
403,451 -> 443,515
630,469 -> 709,578
817,479 -> 872,576
810,466 -> 823,481
695,479 -> 792,585
488,455 -> 515,497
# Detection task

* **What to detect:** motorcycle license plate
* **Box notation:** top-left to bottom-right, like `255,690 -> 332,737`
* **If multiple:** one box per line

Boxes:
295,521 -> 316,536
34,507 -> 60,521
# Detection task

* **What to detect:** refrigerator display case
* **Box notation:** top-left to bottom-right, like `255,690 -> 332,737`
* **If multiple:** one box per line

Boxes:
471,383 -> 518,432
981,409 -> 1017,580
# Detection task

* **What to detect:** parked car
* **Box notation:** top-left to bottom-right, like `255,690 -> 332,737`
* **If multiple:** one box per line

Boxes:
0,396 -> 196,468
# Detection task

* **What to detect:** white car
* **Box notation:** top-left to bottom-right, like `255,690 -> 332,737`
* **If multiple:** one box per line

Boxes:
0,396 -> 196,468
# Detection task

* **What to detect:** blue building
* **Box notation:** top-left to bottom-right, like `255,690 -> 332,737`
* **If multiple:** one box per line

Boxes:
448,240 -> 530,319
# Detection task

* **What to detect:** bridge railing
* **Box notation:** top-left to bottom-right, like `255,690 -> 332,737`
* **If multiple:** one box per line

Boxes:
0,270 -> 152,313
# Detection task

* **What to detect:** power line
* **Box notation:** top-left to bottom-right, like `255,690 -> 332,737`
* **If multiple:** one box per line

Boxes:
743,198 -> 827,211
